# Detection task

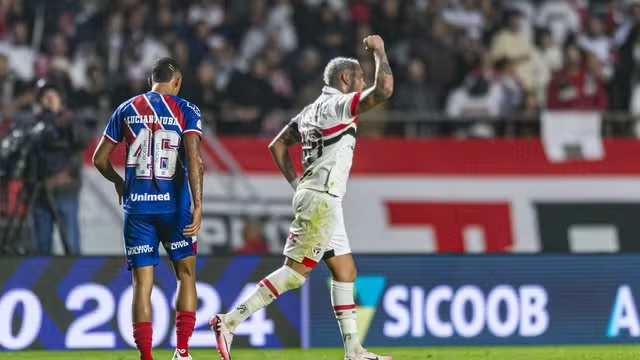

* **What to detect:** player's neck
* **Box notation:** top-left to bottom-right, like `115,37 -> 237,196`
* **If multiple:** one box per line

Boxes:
150,84 -> 176,95
335,84 -> 351,94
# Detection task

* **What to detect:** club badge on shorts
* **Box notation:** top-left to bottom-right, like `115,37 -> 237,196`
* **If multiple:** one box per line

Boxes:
312,244 -> 322,257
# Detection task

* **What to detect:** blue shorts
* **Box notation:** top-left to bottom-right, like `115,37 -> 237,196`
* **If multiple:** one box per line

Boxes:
123,210 -> 197,270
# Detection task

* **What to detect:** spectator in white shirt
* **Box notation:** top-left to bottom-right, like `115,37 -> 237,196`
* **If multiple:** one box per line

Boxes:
187,0 -> 226,29
447,76 -> 504,117
536,0 -> 582,46
8,20 -> 35,82
442,0 -> 485,40
446,76 -> 504,137
578,15 -> 614,79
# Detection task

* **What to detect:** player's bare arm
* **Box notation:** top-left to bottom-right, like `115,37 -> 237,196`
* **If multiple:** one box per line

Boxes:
183,133 -> 203,237
92,137 -> 125,204
355,35 -> 394,115
268,124 -> 301,189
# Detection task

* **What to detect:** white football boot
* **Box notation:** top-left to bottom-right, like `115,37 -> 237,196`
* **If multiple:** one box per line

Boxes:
345,348 -> 393,360
171,349 -> 192,360
210,314 -> 234,360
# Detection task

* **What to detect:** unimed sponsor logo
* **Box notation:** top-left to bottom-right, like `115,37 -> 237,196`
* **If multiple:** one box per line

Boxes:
127,245 -> 154,255
383,284 -> 549,338
130,192 -> 171,202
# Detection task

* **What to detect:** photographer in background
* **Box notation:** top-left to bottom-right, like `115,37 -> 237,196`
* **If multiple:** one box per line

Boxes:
28,81 -> 90,255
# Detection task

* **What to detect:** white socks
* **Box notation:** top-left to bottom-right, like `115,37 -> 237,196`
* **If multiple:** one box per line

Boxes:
223,268 -> 363,357
331,280 -> 362,356
224,266 -> 305,330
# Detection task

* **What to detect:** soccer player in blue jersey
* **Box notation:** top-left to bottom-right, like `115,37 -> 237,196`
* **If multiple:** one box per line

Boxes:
92,57 -> 204,360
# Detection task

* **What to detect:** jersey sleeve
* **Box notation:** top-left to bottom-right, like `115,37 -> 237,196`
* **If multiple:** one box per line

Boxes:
287,113 -> 301,132
183,101 -> 203,138
336,92 -> 362,123
103,107 -> 123,144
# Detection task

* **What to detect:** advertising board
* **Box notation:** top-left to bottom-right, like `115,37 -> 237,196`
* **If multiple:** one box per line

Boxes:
0,256 -> 301,350
308,255 -> 640,347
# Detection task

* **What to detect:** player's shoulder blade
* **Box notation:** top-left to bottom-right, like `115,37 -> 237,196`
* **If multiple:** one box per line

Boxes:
118,94 -> 143,112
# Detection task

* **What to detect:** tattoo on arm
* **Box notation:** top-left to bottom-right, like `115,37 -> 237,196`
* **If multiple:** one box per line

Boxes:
196,161 -> 203,202
281,151 -> 297,182
381,62 -> 392,75
191,160 -> 204,208
270,125 -> 299,182
277,126 -> 301,146
185,134 -> 204,208
355,51 -> 394,114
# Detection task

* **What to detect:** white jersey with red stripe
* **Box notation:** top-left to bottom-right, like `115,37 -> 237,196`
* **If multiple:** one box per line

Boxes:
288,86 -> 361,199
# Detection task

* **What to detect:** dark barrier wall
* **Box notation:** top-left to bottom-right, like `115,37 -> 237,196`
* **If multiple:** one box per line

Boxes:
0,256 -> 301,350
308,255 -> 640,347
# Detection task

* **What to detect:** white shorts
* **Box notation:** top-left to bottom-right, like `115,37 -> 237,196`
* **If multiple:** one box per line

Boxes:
283,188 -> 351,268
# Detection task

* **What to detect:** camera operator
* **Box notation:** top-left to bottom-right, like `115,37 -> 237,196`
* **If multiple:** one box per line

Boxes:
28,82 -> 90,255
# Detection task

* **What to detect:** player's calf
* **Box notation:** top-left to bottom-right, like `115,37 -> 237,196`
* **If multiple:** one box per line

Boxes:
332,280 -> 364,357
219,265 -> 306,330
132,266 -> 155,360
211,265 -> 306,360
172,257 -> 197,358
175,311 -> 195,358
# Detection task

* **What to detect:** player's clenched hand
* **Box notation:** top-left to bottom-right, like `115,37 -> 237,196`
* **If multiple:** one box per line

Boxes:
363,35 -> 384,52
114,178 -> 124,205
184,206 -> 202,237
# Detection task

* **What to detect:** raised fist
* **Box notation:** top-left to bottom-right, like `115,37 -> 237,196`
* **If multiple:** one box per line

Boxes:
363,35 -> 385,52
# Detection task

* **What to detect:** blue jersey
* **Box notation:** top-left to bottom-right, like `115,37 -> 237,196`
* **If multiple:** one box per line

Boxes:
103,91 -> 202,215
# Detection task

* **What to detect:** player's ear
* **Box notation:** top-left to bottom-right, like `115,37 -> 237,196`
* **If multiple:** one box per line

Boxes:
340,72 -> 350,86
147,77 -> 152,88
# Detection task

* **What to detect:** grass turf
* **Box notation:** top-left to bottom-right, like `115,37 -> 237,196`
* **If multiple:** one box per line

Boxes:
6,346 -> 640,360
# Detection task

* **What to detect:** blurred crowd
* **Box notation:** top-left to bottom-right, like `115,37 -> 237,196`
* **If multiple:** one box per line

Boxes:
1,0 -> 640,137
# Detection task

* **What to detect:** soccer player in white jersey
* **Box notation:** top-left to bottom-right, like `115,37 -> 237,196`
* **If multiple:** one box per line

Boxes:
211,35 -> 393,360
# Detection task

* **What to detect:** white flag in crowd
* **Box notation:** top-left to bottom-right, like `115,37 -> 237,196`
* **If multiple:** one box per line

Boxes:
541,111 -> 604,163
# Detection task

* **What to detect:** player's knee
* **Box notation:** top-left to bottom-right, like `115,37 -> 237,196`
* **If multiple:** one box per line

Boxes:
333,268 -> 356,283
256,266 -> 305,305
175,266 -> 195,283
173,257 -> 197,283
132,267 -> 155,289
285,257 -> 314,278
283,265 -> 306,290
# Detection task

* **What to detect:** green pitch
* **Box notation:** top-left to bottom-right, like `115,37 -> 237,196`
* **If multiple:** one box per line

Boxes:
8,346 -> 640,360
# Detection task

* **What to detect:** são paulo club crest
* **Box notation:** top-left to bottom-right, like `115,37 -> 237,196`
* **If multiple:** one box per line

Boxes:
312,244 -> 322,257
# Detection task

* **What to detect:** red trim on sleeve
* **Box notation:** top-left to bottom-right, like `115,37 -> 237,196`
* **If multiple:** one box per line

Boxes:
103,133 -> 119,145
350,92 -> 361,117
183,129 -> 202,138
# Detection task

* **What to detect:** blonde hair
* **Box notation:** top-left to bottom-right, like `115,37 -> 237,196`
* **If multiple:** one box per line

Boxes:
323,57 -> 360,87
